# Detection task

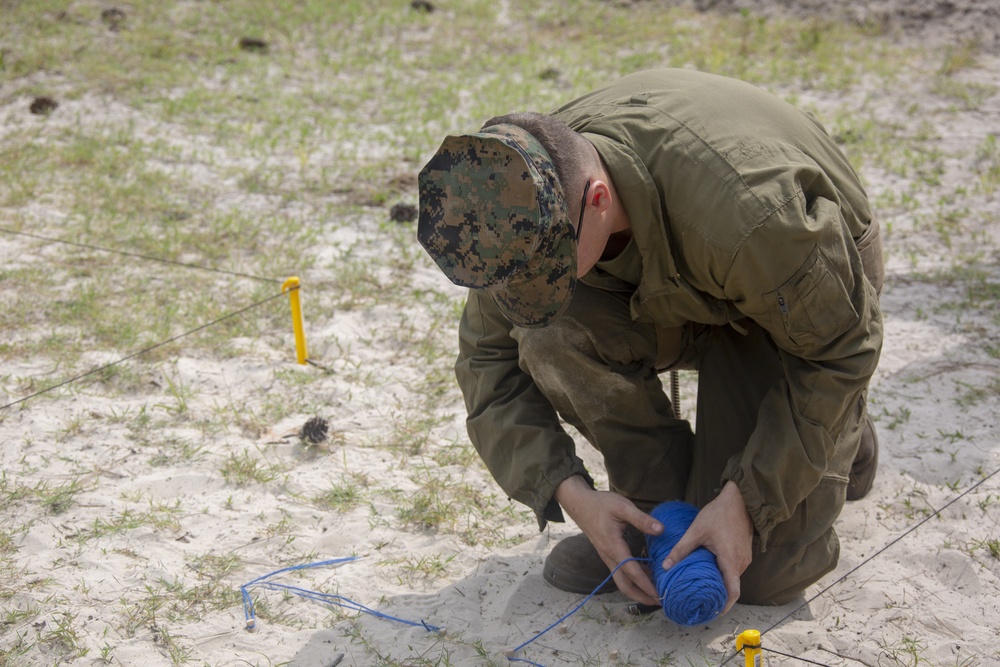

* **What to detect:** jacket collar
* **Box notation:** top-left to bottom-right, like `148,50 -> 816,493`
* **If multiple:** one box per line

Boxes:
583,132 -> 679,295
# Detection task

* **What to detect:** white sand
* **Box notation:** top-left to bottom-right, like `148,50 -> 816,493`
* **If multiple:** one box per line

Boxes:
2,4 -> 999,667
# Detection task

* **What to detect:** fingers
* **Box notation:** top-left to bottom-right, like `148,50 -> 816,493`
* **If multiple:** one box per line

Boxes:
662,529 -> 696,571
661,519 -> 748,614
621,503 -> 664,537
614,560 -> 660,607
595,508 -> 661,606
653,483 -> 754,617
560,490 -> 669,607
718,563 -> 742,613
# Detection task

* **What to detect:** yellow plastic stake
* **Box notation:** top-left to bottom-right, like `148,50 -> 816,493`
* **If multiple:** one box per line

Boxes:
282,276 -> 308,365
736,629 -> 763,667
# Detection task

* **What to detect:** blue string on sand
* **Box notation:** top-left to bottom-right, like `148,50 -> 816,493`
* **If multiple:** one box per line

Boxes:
506,558 -> 641,666
507,502 -> 726,662
240,556 -> 442,633
647,501 -> 727,626
240,508 -> 724,666
240,555 -> 607,666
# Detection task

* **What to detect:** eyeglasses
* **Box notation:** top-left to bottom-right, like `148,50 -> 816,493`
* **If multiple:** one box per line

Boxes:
576,180 -> 591,241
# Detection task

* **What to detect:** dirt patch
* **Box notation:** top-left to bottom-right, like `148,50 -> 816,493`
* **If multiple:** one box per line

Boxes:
691,0 -> 1000,49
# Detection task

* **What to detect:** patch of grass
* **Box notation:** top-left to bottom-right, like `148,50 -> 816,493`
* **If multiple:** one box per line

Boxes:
970,537 -> 1000,561
68,501 -> 183,544
376,411 -> 453,457
393,552 -> 457,585
152,624 -> 192,664
0,472 -> 34,513
396,478 -> 456,531
879,405 -> 912,431
313,478 -> 365,512
974,134 -> 1000,192
879,484 -> 937,522
0,530 -> 31,602
0,474 -> 89,516
35,612 -> 88,662
432,441 -> 480,469
36,478 -> 88,515
954,377 -> 1000,408
876,635 -> 930,666
219,449 -> 285,486
147,437 -> 208,467
931,76 -> 997,111
144,553 -> 246,622
938,39 -> 980,75
390,466 -> 524,548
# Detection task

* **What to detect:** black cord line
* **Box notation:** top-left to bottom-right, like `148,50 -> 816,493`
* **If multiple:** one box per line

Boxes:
0,291 -> 287,411
0,227 -> 282,284
720,464 -> 1000,665
761,647 -> 832,666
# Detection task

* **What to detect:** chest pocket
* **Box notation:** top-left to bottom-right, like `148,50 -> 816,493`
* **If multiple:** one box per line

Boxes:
769,246 -> 859,350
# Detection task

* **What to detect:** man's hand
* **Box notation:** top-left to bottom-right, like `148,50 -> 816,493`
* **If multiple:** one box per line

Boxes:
661,480 -> 753,613
554,476 -> 663,606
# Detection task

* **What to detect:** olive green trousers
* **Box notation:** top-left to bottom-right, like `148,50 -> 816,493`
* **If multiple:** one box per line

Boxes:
512,284 -> 868,605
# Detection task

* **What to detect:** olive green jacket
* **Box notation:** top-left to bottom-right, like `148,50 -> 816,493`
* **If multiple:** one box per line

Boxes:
455,69 -> 883,546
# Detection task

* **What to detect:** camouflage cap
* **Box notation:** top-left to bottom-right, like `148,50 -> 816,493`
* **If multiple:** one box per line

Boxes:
417,124 -> 576,328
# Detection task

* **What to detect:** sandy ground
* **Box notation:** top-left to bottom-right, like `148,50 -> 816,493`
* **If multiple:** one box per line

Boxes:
2,2 -> 1000,667
690,0 -> 1000,51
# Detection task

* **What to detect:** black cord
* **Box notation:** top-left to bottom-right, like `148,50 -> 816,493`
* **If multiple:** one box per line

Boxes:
761,647 -> 832,666
0,291 -> 287,410
0,226 -> 282,284
719,464 -> 1000,665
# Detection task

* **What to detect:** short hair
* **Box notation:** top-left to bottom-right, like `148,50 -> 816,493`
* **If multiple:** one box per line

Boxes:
482,112 -> 595,219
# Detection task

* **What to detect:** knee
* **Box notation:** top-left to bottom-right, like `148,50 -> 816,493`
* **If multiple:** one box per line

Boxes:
739,528 -> 840,606
515,317 -> 595,372
511,319 -> 612,411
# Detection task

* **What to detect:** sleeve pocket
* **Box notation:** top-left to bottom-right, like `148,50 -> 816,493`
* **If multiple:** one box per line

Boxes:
770,247 -> 859,350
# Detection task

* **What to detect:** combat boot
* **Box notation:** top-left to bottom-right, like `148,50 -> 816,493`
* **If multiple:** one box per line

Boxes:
542,527 -> 647,595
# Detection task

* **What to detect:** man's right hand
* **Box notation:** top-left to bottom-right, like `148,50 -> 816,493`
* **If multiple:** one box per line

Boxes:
554,475 -> 663,606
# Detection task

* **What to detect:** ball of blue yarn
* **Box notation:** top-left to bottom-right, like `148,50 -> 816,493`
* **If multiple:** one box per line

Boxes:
646,501 -> 727,626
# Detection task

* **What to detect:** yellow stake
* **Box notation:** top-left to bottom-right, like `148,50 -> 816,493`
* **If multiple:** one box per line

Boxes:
736,629 -> 763,667
282,276 -> 308,365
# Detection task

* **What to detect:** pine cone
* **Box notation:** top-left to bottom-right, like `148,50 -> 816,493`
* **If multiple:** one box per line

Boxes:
389,202 -> 417,223
300,416 -> 329,444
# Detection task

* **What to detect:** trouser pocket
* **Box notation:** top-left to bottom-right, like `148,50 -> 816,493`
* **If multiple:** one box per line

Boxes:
855,218 -> 884,296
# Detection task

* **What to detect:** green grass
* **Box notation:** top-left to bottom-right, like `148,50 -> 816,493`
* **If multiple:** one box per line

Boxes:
0,1 -> 930,395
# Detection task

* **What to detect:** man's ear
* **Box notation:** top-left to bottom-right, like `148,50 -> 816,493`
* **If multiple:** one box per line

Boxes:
590,180 -> 613,213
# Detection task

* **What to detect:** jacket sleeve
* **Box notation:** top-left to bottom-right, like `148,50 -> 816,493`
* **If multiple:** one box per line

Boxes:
454,289 -> 593,530
720,194 -> 883,548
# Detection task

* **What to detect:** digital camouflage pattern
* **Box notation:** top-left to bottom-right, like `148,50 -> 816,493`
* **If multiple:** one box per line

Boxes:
417,124 -> 576,328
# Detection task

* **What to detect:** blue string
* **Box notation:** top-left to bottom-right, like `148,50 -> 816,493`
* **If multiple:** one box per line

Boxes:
647,501 -> 727,626
239,556 -> 443,632
240,510 -> 725,667
506,557 -> 644,664
239,556 -> 645,665
508,502 -> 727,662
